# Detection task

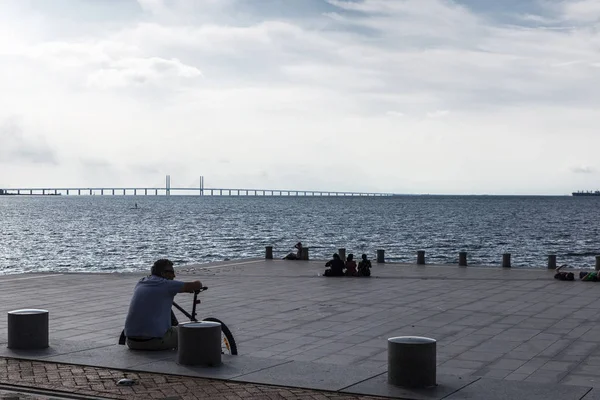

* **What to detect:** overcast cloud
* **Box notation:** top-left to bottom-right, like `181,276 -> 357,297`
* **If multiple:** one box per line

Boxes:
0,117 -> 57,165
0,0 -> 599,194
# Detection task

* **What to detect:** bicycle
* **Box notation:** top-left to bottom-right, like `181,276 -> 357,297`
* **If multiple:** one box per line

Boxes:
172,287 -> 237,355
119,287 -> 238,355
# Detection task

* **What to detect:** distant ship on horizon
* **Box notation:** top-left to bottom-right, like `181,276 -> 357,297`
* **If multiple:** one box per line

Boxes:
572,190 -> 600,196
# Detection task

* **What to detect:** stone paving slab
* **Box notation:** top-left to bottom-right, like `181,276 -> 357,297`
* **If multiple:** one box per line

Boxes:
42,345 -> 175,370
133,353 -> 291,380
341,373 -> 478,400
0,341 -> 112,362
444,377 -> 592,399
1,259 -> 600,399
230,359 -> 384,391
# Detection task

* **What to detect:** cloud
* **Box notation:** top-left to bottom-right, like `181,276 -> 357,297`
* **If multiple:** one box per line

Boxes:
128,163 -> 163,176
87,57 -> 202,88
77,158 -> 118,180
0,118 -> 58,165
517,14 -> 560,24
14,40 -> 201,89
427,110 -> 450,118
137,0 -> 167,15
79,158 -> 113,169
571,165 -> 594,174
21,41 -> 137,68
560,0 -> 600,22
326,0 -> 482,42
551,60 -> 585,67
9,0 -> 600,109
386,111 -> 404,117
137,0 -> 236,16
76,158 -> 130,186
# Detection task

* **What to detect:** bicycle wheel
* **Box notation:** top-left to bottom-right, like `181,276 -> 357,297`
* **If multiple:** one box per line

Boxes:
202,317 -> 238,355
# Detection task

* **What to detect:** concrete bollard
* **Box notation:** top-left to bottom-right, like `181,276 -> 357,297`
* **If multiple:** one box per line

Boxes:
265,246 -> 273,260
301,247 -> 309,261
596,256 -> 600,271
417,250 -> 425,265
178,321 -> 222,366
377,249 -> 385,264
459,252 -> 467,267
8,309 -> 49,349
502,253 -> 511,268
338,248 -> 346,262
388,336 -> 436,388
548,254 -> 557,270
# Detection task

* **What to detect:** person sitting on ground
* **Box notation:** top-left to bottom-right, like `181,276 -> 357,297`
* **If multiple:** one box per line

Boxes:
345,253 -> 358,276
283,242 -> 303,260
323,253 -> 345,277
553,265 -> 574,281
580,271 -> 598,281
123,259 -> 203,350
358,254 -> 372,277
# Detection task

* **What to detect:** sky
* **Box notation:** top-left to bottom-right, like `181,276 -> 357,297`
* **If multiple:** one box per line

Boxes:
1,0 -> 599,195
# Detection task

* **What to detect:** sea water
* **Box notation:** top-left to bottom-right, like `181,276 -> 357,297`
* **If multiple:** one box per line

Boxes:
1,195 -> 598,274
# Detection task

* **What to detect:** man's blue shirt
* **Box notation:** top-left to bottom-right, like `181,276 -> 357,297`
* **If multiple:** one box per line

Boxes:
124,275 -> 184,338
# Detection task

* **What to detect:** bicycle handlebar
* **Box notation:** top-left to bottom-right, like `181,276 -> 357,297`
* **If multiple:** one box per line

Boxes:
194,286 -> 208,294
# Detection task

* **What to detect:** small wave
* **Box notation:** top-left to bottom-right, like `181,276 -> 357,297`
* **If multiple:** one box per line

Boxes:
562,252 -> 600,257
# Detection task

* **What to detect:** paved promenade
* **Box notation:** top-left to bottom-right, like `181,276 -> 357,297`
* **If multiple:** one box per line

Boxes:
0,259 -> 599,399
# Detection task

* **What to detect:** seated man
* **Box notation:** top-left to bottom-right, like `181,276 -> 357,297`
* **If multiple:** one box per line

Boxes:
323,253 -> 345,277
357,254 -> 372,277
124,259 -> 203,350
283,242 -> 303,260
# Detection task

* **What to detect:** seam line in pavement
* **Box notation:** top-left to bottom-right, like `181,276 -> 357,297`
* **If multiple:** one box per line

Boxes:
337,371 -> 387,392
439,377 -> 482,399
5,343 -> 115,361
579,388 -> 594,400
227,359 -> 295,380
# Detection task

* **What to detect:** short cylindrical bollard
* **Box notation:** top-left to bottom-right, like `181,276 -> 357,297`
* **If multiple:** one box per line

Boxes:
459,252 -> 467,267
548,254 -> 557,270
388,336 -> 436,388
265,246 -> 273,260
8,309 -> 49,349
178,321 -> 222,366
502,253 -> 511,268
377,249 -> 385,264
596,256 -> 600,271
301,247 -> 309,261
338,248 -> 346,261
417,250 -> 425,265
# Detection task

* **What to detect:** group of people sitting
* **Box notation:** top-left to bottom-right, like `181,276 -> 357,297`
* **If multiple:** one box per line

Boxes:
323,253 -> 372,277
282,241 -> 373,277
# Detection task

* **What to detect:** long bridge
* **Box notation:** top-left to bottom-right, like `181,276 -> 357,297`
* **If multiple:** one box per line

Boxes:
0,176 -> 393,197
